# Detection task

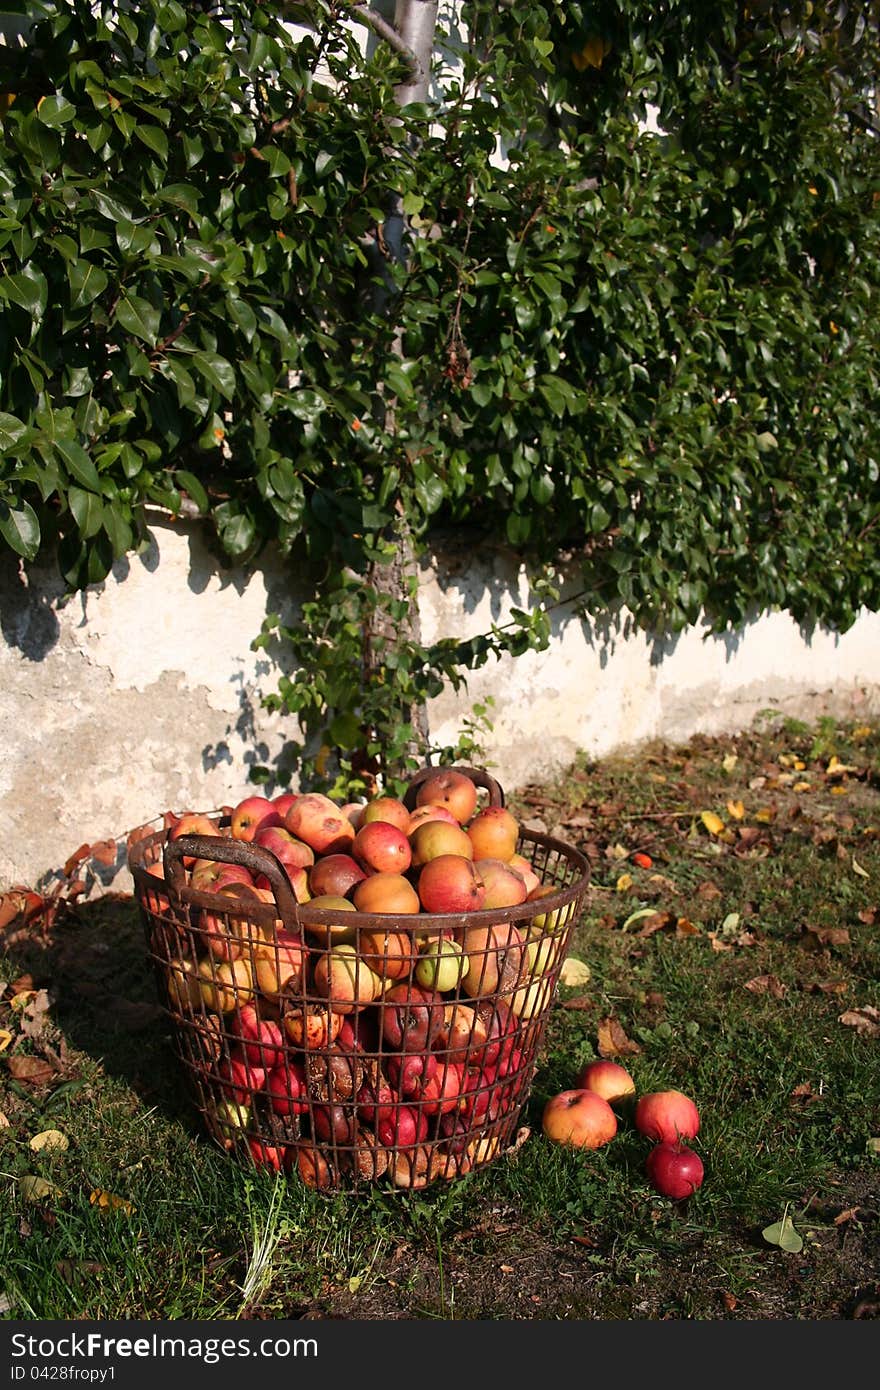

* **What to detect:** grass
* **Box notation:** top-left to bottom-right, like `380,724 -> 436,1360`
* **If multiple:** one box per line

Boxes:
1,712 -> 878,1321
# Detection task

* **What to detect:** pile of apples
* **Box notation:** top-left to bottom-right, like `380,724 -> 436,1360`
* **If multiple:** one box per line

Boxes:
542,1061 -> 705,1201
141,768 -> 580,1189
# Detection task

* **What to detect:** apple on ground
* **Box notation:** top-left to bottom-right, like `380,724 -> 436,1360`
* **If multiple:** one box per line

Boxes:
576,1059 -> 636,1106
634,1089 -> 700,1144
466,806 -> 520,861
541,1088 -> 618,1149
645,1141 -> 705,1199
414,768 -> 479,825
416,854 -> 486,913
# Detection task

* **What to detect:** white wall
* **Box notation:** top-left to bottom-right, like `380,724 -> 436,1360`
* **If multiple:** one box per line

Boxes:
3,516 -> 878,894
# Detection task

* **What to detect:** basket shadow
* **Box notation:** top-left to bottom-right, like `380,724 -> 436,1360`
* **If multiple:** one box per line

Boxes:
2,894 -> 201,1134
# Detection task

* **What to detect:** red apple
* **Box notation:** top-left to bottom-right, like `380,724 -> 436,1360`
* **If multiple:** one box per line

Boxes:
380,982 -> 445,1052
253,824 -> 315,871
271,792 -> 300,819
374,1102 -> 429,1151
466,806 -> 519,862
229,1003 -> 284,1071
416,854 -> 486,913
386,1050 -> 439,1100
247,1138 -> 290,1173
214,1050 -> 266,1107
542,1088 -> 618,1150
645,1141 -> 705,1199
415,768 -> 479,825
307,853 -> 367,899
634,1089 -> 700,1144
406,804 -> 460,836
167,812 -> 223,867
311,942 -> 381,1014
352,820 -> 413,875
576,1060 -> 637,1106
230,795 -> 281,842
190,859 -> 255,893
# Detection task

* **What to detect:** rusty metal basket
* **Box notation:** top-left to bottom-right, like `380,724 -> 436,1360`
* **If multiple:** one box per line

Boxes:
128,766 -> 591,1191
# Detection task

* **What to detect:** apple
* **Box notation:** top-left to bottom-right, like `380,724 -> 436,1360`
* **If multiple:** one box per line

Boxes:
230,795 -> 281,842
509,854 -> 542,895
645,1141 -> 705,1199
361,795 -> 412,832
433,1001 -> 491,1062
414,936 -> 467,993
167,812 -> 223,867
197,955 -> 256,1015
312,1101 -> 357,1146
197,881 -> 263,962
164,956 -> 202,1013
229,1003 -> 285,1071
415,768 -> 479,825
409,819 -> 474,868
214,1051 -> 266,1107
293,1142 -> 335,1190
284,792 -> 356,855
271,792 -> 300,820
385,1050 -> 438,1099
421,1059 -> 466,1116
311,942 -> 381,1014
373,1102 -> 429,1151
541,1088 -> 618,1149
466,806 -> 519,862
358,927 -> 417,982
255,861 -> 311,904
299,893 -> 358,945
356,1074 -> 397,1126
207,1099 -> 251,1148
352,820 -> 413,875
634,1089 -> 700,1144
474,857 -> 528,908
526,881 -> 573,931
341,801 -> 367,830
380,982 -> 445,1052
576,1059 -> 636,1106
307,853 -> 367,899
459,921 -> 526,998
247,1139 -> 290,1173
265,1057 -> 309,1116
253,824 -> 315,871
508,973 -> 552,1021
190,859 -> 254,893
406,804 -> 460,836
252,928 -> 306,1001
352,872 -> 421,916
417,854 -> 486,914
282,1003 -> 344,1049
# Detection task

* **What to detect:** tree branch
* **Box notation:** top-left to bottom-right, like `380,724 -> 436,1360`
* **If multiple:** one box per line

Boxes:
350,5 -> 416,65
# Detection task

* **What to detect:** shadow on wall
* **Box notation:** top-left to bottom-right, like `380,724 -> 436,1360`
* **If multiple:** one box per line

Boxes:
0,550 -> 62,660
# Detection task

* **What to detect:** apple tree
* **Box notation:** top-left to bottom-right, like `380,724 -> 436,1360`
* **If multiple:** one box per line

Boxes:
0,1 -> 878,796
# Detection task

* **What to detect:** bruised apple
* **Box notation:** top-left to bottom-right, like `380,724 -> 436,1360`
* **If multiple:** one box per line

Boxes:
307,853 -> 367,899
284,793 -> 356,855
415,768 -> 479,825
380,982 -> 445,1052
459,921 -> 526,998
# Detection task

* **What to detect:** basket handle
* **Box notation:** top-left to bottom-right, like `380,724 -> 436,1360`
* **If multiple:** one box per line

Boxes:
162,833 -> 302,923
402,765 -> 505,811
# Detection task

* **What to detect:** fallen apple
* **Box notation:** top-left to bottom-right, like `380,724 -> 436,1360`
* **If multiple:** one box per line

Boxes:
634,1089 -> 700,1144
541,1088 -> 618,1150
576,1059 -> 636,1106
645,1141 -> 705,1199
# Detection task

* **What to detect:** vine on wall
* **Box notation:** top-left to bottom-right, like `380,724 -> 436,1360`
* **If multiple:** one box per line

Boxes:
0,1 -> 878,795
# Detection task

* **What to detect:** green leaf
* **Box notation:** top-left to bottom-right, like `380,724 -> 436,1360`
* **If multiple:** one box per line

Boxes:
0,500 -> 40,560
0,268 -> 48,319
762,1207 -> 804,1254
55,439 -> 102,493
175,469 -> 209,513
135,125 -> 169,160
115,294 -> 161,345
192,351 -> 236,401
67,486 -> 104,539
0,412 -> 30,451
69,261 -> 109,310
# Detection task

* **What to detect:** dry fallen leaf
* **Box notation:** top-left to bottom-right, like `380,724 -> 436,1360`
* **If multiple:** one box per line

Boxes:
744,974 -> 787,999
838,1006 -> 880,1039
700,810 -> 725,837
20,1175 -> 65,1203
726,799 -> 745,821
833,1207 -> 861,1227
635,911 -> 673,937
616,872 -> 633,893
805,925 -> 850,949
29,1129 -> 70,1154
89,1189 -> 136,1216
7,1054 -> 57,1087
597,1016 -> 642,1058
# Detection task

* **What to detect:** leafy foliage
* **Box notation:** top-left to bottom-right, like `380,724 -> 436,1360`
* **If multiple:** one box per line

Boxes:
0,1 -> 878,790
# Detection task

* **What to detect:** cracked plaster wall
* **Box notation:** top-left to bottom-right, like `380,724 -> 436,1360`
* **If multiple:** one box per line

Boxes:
2,521 -> 879,892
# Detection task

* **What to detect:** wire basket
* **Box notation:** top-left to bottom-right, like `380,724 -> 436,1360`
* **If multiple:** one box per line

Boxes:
128,766 -> 591,1191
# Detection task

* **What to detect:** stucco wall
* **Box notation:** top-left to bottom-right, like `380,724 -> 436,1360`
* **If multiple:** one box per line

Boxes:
3,517 -> 879,893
